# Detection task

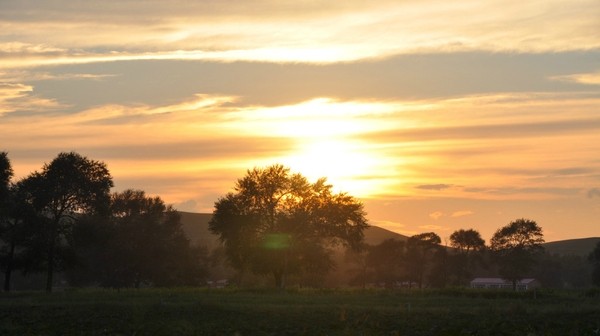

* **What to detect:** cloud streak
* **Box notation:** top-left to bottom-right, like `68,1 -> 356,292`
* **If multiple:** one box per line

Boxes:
1,1 -> 599,65
1,1 -> 599,238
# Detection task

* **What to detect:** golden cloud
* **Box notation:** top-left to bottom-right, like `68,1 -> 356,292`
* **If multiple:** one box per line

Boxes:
1,1 -> 598,66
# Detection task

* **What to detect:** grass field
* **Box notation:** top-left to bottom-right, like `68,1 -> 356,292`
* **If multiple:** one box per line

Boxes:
1,288 -> 599,335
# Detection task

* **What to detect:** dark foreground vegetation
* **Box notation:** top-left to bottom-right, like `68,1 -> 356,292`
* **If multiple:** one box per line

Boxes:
1,288 -> 599,335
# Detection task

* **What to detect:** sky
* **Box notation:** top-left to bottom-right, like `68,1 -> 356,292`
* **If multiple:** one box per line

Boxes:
1,0 -> 599,243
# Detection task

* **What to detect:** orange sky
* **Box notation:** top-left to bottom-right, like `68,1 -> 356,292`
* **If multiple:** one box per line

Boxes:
1,0 -> 599,242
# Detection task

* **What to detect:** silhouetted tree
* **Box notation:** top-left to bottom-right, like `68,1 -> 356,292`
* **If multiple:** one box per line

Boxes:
449,228 -> 486,285
65,214 -> 112,286
0,154 -> 42,291
405,232 -> 441,288
450,229 -> 485,253
71,189 -> 208,288
532,253 -> 591,288
366,239 -> 404,288
428,246 -> 450,288
490,218 -> 544,290
0,152 -> 11,212
590,241 -> 600,287
0,180 -> 42,291
0,152 -> 14,290
20,152 -> 113,292
209,164 -> 368,288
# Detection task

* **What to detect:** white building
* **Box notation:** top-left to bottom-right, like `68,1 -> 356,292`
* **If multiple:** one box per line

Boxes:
470,278 -> 540,291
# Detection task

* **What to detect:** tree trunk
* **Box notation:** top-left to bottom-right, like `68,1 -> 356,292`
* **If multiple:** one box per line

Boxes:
273,271 -> 284,289
46,240 -> 55,292
46,222 -> 59,293
361,264 -> 367,289
3,239 -> 16,292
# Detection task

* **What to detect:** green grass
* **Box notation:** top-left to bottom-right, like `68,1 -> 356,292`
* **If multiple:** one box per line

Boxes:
1,288 -> 599,335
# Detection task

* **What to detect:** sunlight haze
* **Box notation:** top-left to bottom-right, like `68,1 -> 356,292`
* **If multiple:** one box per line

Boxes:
1,0 -> 599,242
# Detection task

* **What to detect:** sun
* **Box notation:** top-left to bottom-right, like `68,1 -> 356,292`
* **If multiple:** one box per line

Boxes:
280,138 -> 387,197
226,97 -> 400,197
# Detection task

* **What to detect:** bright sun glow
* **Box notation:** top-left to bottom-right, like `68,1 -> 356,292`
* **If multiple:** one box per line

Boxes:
224,98 -> 402,197
279,138 -> 389,197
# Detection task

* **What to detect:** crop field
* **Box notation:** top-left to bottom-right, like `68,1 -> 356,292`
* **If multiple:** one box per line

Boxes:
1,288 -> 599,335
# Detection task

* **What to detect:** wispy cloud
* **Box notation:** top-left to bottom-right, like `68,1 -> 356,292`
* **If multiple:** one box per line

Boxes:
588,188 -> 600,199
416,184 -> 453,191
2,1 -> 599,240
1,1 -> 598,65
0,82 -> 65,115
551,72 -> 600,86
451,210 -> 474,218
419,224 -> 446,231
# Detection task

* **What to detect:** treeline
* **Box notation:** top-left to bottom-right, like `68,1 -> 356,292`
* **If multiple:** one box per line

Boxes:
1,152 -> 599,291
345,224 -> 599,290
0,152 -> 207,292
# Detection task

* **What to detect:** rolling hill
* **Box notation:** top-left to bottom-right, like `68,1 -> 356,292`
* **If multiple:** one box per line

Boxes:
178,211 -> 408,249
542,237 -> 600,257
179,212 -> 598,257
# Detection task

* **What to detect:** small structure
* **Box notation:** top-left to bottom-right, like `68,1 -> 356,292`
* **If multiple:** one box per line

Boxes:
206,279 -> 229,288
470,277 -> 540,291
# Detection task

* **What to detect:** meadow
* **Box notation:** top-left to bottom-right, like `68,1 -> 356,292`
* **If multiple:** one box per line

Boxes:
1,288 -> 599,335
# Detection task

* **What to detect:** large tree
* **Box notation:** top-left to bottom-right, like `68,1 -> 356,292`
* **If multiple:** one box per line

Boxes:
450,229 -> 485,254
0,152 -> 14,290
0,154 -> 36,291
405,232 -> 442,288
490,218 -> 544,290
0,152 -> 11,209
21,152 -> 113,292
449,228 -> 486,285
0,180 -> 41,291
70,189 -> 207,288
209,164 -> 368,288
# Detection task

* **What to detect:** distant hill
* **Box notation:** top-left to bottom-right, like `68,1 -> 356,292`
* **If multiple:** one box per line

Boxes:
542,237 -> 600,257
179,212 -> 598,257
178,212 -> 408,249
363,225 -> 408,244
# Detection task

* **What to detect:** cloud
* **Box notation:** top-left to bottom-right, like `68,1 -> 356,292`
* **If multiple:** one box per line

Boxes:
588,188 -> 600,199
416,184 -> 453,191
0,70 -> 116,82
369,220 -> 406,232
550,72 -> 600,86
419,224 -> 445,231
451,210 -> 474,218
0,42 -> 65,55
429,211 -> 444,220
14,52 -> 599,111
1,1 -> 599,65
0,82 -> 65,115
372,116 -> 600,143
173,199 -> 198,212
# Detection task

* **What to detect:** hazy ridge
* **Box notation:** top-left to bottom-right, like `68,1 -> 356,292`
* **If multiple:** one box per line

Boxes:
179,212 -> 599,257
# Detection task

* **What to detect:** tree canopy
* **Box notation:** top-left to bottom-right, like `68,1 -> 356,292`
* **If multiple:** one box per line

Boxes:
69,189 -> 208,288
491,218 -> 544,290
450,229 -> 485,254
20,152 -> 113,292
0,152 -> 12,206
405,232 -> 442,288
209,164 -> 368,288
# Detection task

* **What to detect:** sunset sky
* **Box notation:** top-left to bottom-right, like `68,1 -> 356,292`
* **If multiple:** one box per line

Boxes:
1,1 -> 599,242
